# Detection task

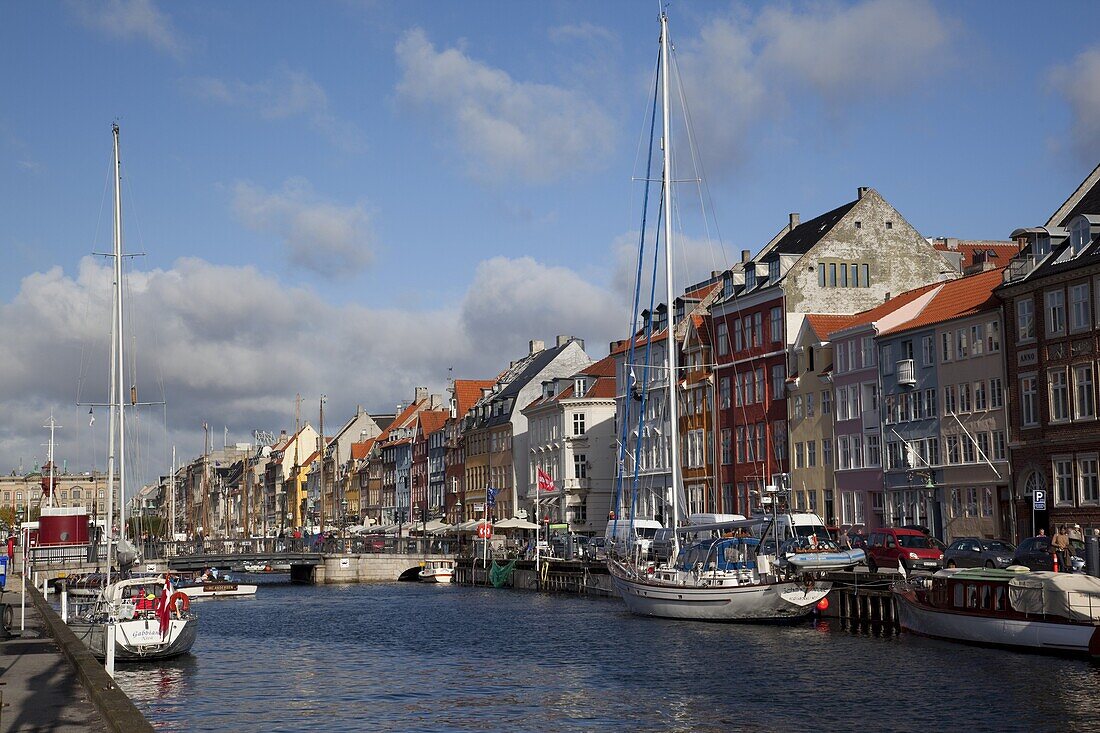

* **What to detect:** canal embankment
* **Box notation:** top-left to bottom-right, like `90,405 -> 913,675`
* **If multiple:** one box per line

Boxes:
0,582 -> 153,733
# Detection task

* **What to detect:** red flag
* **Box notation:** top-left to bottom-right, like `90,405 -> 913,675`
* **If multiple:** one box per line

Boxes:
154,574 -> 172,637
537,468 -> 556,493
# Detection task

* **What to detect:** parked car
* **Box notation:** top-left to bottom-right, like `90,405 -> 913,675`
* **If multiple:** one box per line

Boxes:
651,528 -> 677,562
944,537 -> 1016,569
1011,536 -> 1086,572
866,528 -> 944,573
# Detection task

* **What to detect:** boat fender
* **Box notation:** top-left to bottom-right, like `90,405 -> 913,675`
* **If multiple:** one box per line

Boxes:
169,591 -> 190,616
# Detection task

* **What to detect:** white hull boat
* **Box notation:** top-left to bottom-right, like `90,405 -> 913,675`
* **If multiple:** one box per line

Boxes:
179,581 -> 258,598
893,568 -> 1100,659
69,615 -> 197,661
419,560 -> 455,584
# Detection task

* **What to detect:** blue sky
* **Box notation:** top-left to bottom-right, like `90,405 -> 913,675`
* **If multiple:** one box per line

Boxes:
3,0 -> 1100,474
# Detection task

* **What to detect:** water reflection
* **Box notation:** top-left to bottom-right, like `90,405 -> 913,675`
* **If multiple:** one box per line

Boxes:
112,581 -> 1100,732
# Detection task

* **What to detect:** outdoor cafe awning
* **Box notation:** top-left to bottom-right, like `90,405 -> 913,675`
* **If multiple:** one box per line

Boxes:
494,517 -> 540,531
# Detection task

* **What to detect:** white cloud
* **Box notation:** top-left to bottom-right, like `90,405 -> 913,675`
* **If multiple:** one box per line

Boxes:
1050,48 -> 1100,163
189,68 -> 365,152
394,28 -> 616,184
0,253 -> 631,472
669,0 -> 954,174
611,231 -> 731,304
756,0 -> 952,99
231,178 -> 377,277
70,0 -> 186,59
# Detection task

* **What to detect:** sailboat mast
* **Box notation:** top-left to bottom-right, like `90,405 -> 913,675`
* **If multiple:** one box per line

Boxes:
103,124 -> 123,586
659,13 -> 682,548
170,445 -> 176,542
114,123 -> 129,546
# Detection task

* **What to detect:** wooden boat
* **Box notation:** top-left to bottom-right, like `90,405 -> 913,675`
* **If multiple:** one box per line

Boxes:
893,568 -> 1100,658
419,559 -> 455,583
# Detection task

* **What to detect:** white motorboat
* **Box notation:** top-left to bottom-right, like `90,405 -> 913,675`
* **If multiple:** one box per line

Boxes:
178,578 -> 258,598
419,559 -> 455,583
893,568 -> 1100,658
68,577 -> 196,661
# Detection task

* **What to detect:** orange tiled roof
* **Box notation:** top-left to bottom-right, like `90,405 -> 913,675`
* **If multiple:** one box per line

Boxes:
453,379 -> 496,418
933,240 -> 1018,269
682,282 -> 720,301
879,267 -> 1006,336
350,438 -> 376,460
581,354 -> 617,377
417,410 -> 449,436
611,327 -> 669,354
586,378 -> 617,399
378,400 -> 424,441
805,314 -> 859,339
826,280 -> 945,339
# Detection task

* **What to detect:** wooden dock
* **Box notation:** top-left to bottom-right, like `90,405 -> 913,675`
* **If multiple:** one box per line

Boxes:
821,570 -> 901,633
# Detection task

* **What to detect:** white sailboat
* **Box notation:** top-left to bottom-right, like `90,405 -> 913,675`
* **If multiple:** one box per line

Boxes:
607,14 -> 830,621
68,124 -> 197,662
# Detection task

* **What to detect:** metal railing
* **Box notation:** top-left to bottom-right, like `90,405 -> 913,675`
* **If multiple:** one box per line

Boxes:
151,535 -> 460,559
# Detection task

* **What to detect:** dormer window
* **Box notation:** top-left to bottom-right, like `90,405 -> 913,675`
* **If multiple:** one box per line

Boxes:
575,377 -> 587,395
1071,216 -> 1091,256
1035,234 -> 1051,257
768,260 -> 780,282
722,274 -> 733,299
745,266 -> 757,289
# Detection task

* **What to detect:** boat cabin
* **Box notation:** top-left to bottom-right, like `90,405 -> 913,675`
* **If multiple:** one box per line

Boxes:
927,568 -> 1100,622
675,537 -> 759,574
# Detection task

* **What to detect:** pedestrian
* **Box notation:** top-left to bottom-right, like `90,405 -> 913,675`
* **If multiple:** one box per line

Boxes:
1038,528 -> 1046,537
1052,525 -> 1071,572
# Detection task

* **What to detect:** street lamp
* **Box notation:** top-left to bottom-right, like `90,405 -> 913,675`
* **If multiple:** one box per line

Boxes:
340,498 -> 348,540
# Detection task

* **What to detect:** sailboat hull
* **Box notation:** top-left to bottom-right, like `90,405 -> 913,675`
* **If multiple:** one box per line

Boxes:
609,563 -> 829,621
68,617 -> 197,661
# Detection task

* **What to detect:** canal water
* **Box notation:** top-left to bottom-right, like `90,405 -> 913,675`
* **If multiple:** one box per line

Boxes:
113,580 -> 1100,732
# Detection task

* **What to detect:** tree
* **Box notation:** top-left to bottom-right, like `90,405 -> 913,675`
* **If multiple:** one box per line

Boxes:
0,507 -> 15,530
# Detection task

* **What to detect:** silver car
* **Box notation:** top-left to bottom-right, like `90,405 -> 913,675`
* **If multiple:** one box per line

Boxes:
944,537 -> 1016,569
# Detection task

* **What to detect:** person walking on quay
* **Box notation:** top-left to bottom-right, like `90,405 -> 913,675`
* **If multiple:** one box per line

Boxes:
1052,526 -> 1071,572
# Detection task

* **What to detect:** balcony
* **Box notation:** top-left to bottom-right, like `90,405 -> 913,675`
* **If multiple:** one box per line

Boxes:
1003,254 -> 1038,284
896,359 -> 916,387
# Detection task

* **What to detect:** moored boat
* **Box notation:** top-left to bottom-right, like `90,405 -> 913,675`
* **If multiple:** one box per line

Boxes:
893,567 -> 1100,658
178,579 -> 258,598
68,576 -> 197,661
419,559 -> 455,583
780,536 -> 866,572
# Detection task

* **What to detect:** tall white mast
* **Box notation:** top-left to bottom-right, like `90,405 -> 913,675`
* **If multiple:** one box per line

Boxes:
170,446 -> 177,542
114,123 -> 129,546
660,13 -> 682,551
103,124 -> 123,585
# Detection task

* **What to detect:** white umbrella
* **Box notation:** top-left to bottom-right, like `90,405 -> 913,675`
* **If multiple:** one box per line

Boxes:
494,517 -> 540,531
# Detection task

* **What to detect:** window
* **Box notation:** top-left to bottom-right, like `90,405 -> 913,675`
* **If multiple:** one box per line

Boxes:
992,431 -> 1006,461
1075,364 -> 1095,419
976,432 -> 991,462
882,345 -> 893,374
838,436 -> 851,470
769,260 -> 780,283
1021,376 -> 1038,427
956,329 -> 969,359
574,454 -> 588,479
922,335 -> 934,366
837,387 -> 849,421
721,429 -> 732,465
962,436 -> 976,464
717,322 -> 729,356
794,395 -> 803,420
770,307 -> 782,343
970,324 -> 985,356
1071,283 -> 1091,332
807,441 -> 817,467
755,367 -> 765,403
851,263 -> 860,288
990,378 -> 1004,409
821,390 -> 831,414
1054,457 -> 1074,506
987,320 -> 1000,353
924,388 -> 938,418
829,263 -> 837,287
1046,289 -> 1066,336
734,373 -> 744,406
974,381 -> 988,411
866,434 -> 881,467
794,442 -> 804,469
746,425 -> 755,462
806,392 -> 815,417
837,342 -> 848,373
946,436 -> 960,464
959,383 -> 972,413
734,319 -> 743,351
1071,216 -> 1091,255
720,377 -> 730,409
1049,369 -> 1070,422
1079,456 -> 1099,505
861,336 -> 875,368
1017,299 -> 1035,341
943,385 -> 957,415
822,439 -> 832,466
941,332 -> 953,362
735,427 -> 745,463
861,264 -> 870,287
818,265 -> 826,287
771,365 -> 785,400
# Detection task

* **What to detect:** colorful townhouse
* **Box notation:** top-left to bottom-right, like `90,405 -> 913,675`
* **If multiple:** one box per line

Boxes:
463,337 -> 591,523
444,379 -> 495,525
410,409 -> 448,522
522,354 -> 617,536
999,165 -> 1100,537
710,188 -> 956,516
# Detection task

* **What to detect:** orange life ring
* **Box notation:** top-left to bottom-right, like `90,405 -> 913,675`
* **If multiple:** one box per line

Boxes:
169,591 -> 190,616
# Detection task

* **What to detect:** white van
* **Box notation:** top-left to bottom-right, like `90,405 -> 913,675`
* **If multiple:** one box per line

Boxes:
605,519 -> 664,558
757,513 -> 830,548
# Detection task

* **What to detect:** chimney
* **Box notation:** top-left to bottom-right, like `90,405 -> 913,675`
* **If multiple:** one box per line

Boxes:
857,186 -> 869,199
884,292 -> 892,302
556,334 -> 570,347
414,386 -> 428,403
529,339 -> 545,355
946,237 -> 959,251
789,212 -> 800,229
741,249 -> 751,263
429,393 -> 444,410
279,430 -> 288,438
